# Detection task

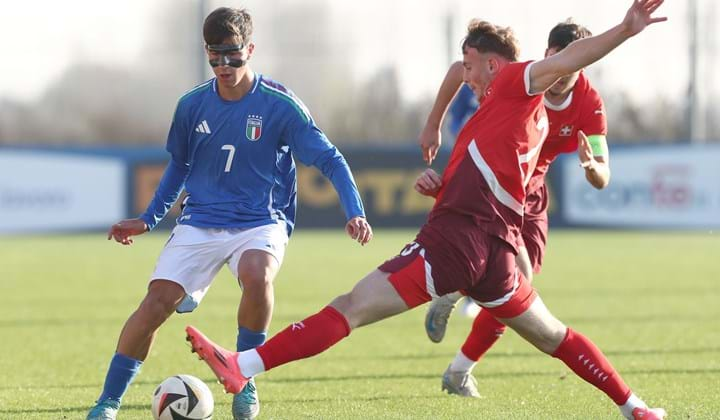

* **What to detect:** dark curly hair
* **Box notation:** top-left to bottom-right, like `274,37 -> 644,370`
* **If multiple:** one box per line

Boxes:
547,18 -> 592,51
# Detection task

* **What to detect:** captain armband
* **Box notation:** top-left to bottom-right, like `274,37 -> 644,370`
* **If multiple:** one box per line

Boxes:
587,135 -> 608,158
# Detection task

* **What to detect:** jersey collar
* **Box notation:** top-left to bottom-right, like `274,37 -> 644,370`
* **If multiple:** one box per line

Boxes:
544,91 -> 573,111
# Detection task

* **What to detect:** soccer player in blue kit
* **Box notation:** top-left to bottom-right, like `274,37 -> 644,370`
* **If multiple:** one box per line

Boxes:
86,7 -> 372,420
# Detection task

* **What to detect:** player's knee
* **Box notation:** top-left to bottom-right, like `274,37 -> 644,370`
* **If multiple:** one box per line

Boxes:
238,259 -> 275,292
531,323 -> 567,354
238,262 -> 274,291
328,293 -> 359,328
140,280 -> 184,321
138,293 -> 179,323
329,293 -> 352,314
505,304 -> 567,354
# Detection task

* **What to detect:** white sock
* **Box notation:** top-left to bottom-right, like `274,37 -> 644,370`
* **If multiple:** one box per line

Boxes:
237,349 -> 266,378
619,393 -> 647,419
449,350 -> 476,374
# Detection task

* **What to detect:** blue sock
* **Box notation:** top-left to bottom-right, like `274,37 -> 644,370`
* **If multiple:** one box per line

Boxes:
98,353 -> 142,403
236,327 -> 267,352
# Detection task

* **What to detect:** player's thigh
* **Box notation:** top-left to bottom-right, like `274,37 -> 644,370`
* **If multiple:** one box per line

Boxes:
515,246 -> 534,282
499,295 -> 566,354
152,225 -> 230,312
235,249 -> 281,289
379,241 -> 446,307
227,222 -> 288,286
145,279 -> 186,308
330,269 -> 410,330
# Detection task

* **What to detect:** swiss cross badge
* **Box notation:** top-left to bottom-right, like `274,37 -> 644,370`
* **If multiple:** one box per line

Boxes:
246,115 -> 263,141
559,124 -> 573,136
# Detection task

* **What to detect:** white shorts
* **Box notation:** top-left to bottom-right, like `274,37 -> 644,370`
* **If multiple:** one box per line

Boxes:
151,223 -> 289,313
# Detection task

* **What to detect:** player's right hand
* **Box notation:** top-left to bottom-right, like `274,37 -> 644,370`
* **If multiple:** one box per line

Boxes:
414,168 -> 442,197
419,124 -> 442,165
621,0 -> 667,37
107,218 -> 148,246
577,130 -> 595,168
345,216 -> 373,246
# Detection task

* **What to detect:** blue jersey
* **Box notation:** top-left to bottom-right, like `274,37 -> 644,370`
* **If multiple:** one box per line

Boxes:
140,75 -> 365,235
448,84 -> 479,137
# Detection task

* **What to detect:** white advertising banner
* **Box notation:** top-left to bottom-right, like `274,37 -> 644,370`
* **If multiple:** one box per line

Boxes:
561,146 -> 720,228
0,150 -> 126,233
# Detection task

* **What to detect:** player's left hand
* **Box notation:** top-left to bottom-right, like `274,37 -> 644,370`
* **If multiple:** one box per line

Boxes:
107,218 -> 148,246
577,130 -> 596,169
622,0 -> 667,37
345,216 -> 373,246
419,124 -> 442,165
414,168 -> 442,197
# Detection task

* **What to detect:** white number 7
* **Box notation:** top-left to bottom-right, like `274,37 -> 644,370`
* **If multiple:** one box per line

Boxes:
221,144 -> 235,173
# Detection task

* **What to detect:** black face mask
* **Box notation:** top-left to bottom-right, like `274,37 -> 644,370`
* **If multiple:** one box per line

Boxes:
207,44 -> 246,68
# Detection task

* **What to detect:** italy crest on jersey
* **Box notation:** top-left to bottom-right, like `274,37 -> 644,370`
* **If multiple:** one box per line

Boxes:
246,115 -> 263,141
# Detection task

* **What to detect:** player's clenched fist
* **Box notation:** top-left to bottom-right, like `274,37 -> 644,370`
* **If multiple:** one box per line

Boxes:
345,216 -> 373,246
107,218 -> 149,246
414,168 -> 442,198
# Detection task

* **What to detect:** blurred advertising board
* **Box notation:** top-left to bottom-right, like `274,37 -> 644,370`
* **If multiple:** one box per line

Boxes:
133,162 -> 184,225
125,147 -> 562,230
0,150 -> 126,233
123,148 -> 442,230
297,148 -> 565,229
10,143 -> 716,233
558,145 -> 720,228
295,148 -> 445,228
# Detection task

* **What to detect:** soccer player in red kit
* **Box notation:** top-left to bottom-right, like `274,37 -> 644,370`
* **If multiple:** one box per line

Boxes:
418,20 -> 613,398
186,1 -> 667,418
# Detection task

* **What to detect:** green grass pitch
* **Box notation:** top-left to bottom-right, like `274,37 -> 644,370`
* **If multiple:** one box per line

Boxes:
1,229 -> 718,419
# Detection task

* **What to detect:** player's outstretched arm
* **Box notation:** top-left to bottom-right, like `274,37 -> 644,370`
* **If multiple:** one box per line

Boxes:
577,131 -> 611,189
419,61 -> 464,165
529,0 -> 667,94
107,218 -> 148,246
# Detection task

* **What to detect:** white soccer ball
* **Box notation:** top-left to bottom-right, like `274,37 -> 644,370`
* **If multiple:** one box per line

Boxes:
151,374 -> 214,420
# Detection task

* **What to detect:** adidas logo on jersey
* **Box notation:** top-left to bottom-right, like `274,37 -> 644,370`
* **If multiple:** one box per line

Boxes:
195,120 -> 211,134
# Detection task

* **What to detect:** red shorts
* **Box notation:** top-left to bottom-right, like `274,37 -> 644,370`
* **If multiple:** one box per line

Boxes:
519,183 -> 549,273
378,239 -> 537,319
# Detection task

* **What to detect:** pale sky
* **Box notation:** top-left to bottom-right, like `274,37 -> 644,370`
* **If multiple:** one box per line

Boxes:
0,0 -> 154,101
0,0 -> 716,105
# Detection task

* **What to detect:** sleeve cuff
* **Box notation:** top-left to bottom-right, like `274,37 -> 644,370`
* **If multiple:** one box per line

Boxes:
523,61 -> 543,96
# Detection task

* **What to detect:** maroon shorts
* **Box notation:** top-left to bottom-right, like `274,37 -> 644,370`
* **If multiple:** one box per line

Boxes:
378,234 -> 537,319
518,183 -> 549,273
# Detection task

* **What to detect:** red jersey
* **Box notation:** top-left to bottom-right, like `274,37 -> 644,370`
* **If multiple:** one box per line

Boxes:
424,61 -> 548,250
527,72 -> 607,193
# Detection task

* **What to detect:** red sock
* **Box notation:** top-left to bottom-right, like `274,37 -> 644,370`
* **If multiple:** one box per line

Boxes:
256,306 -> 351,371
552,328 -> 631,405
461,309 -> 507,361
